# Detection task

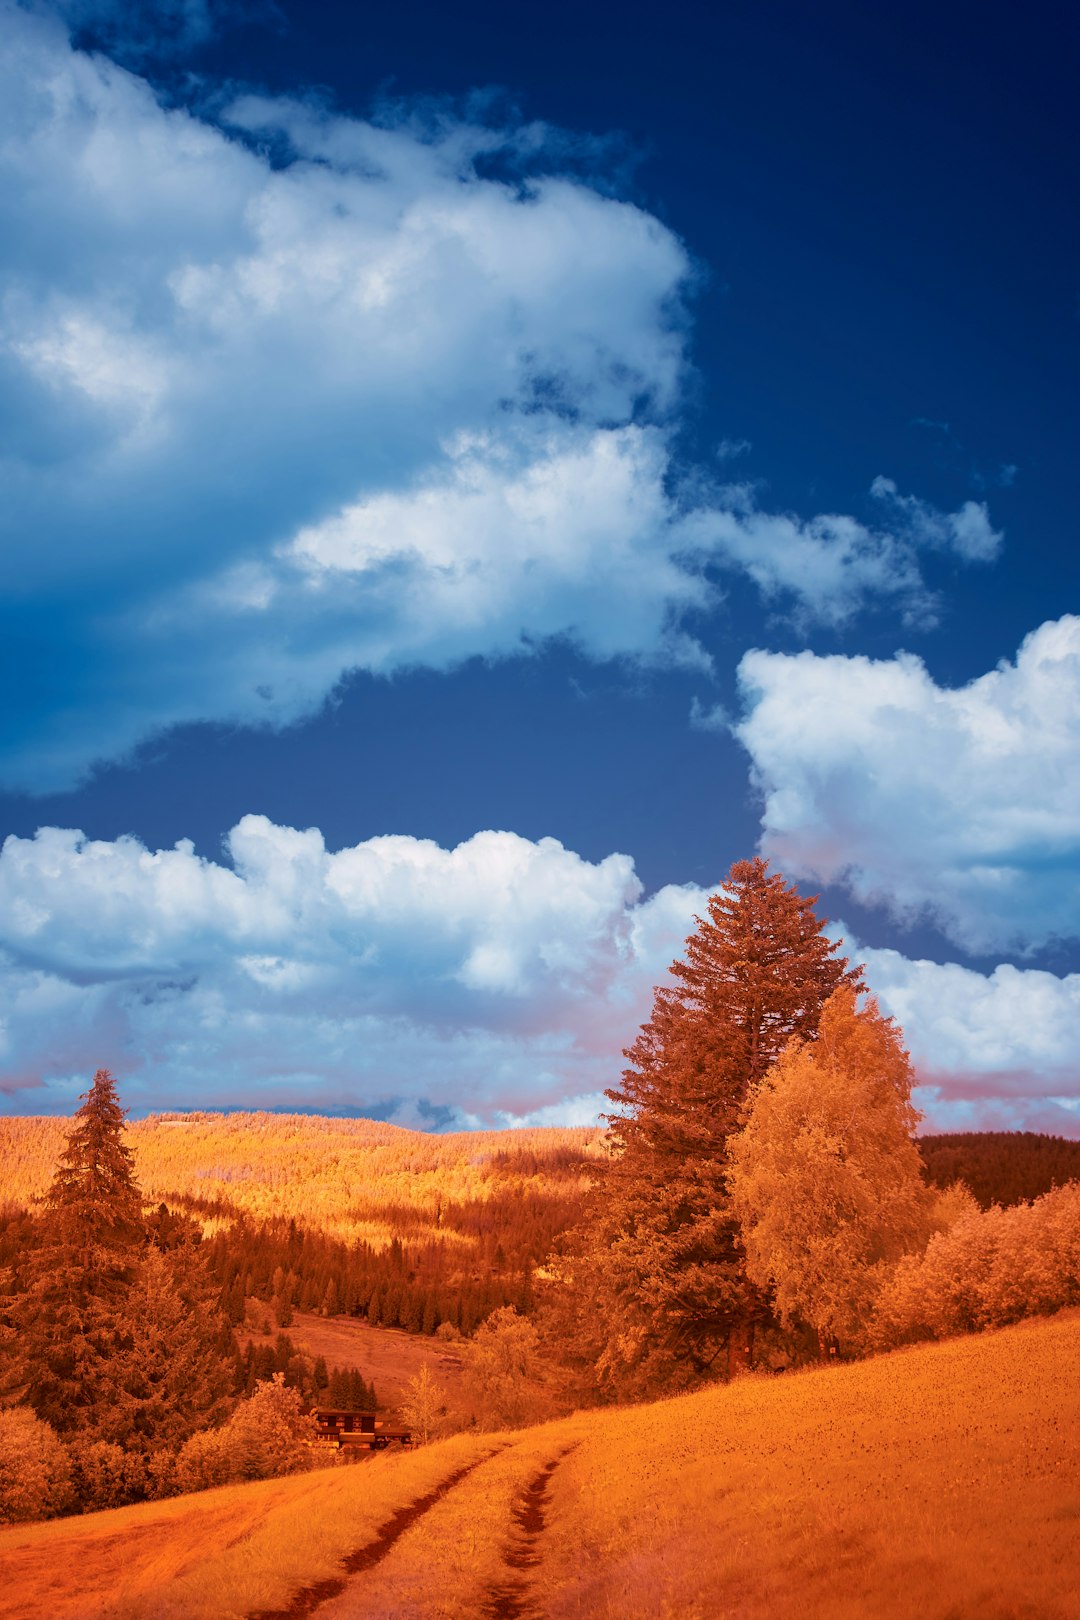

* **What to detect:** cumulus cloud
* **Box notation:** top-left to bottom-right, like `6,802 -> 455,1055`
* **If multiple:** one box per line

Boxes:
0,814 -> 1074,1133
0,5 -> 1001,790
848,932 -> 1080,1137
0,816 -> 706,1122
737,616 -> 1080,954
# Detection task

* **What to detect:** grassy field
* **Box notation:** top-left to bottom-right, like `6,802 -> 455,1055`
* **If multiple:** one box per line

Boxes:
1,1311 -> 1076,1619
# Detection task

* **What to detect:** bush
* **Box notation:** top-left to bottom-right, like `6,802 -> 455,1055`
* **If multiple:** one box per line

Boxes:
174,1375 -> 316,1493
464,1307 -> 546,1428
228,1374 -> 316,1480
173,1426 -> 233,1493
68,1438 -> 149,1511
870,1181 -> 1080,1348
0,1408 -> 73,1523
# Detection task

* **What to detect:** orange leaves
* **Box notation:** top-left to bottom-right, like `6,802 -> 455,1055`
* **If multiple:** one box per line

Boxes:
728,988 -> 934,1346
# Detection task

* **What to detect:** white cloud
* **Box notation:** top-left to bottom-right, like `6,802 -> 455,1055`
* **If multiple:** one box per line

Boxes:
0,6 -> 1002,790
737,615 -> 1080,953
182,422 -> 720,687
846,932 -> 1080,1137
870,475 -> 1002,563
0,816 -> 706,1121
0,814 -> 1074,1134
681,477 -> 996,632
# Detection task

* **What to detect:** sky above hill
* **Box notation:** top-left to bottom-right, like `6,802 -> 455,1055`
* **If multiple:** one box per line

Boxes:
1,0 -> 1077,1133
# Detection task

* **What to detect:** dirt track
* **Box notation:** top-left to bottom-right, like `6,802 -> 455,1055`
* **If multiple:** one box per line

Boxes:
247,1453 -> 499,1620
294,1435 -> 581,1620
481,1448 -> 578,1620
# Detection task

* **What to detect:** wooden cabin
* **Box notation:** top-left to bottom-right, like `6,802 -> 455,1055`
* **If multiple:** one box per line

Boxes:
309,1407 -> 412,1450
311,1407 -> 377,1446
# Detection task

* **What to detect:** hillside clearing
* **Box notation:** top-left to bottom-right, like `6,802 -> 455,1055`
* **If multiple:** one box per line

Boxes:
238,1312 -> 468,1410
1,1311 -> 1076,1619
540,1309 -> 1080,1619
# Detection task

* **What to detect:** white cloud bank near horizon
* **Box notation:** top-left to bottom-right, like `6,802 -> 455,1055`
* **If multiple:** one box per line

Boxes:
0,2 -> 998,791
0,816 -> 705,1124
737,615 -> 1080,956
0,816 -> 1076,1135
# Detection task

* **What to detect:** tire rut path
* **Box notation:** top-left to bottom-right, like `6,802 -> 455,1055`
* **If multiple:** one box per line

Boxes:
246,1450 -> 500,1620
482,1444 -> 579,1620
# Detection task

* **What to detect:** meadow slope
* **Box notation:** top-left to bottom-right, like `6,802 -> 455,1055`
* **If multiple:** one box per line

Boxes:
1,1310 -> 1076,1620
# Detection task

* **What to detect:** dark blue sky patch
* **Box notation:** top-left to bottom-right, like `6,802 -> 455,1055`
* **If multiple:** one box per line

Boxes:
1,0 -> 1077,1128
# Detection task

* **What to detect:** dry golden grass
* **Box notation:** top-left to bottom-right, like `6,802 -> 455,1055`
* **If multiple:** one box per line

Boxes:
0,1436 -> 501,1620
1,1311 -> 1075,1620
0,1113 -> 602,1245
542,1307 -> 1080,1620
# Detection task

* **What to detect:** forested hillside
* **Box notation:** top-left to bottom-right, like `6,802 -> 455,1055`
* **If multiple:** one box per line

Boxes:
0,1112 -> 603,1351
0,1113 -> 604,1244
919,1130 -> 1080,1207
4,1112 -> 1076,1354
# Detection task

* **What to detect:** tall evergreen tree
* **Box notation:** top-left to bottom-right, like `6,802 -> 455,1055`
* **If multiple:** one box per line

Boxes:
3,1070 -> 235,1488
577,859 -> 860,1393
8,1071 -> 147,1432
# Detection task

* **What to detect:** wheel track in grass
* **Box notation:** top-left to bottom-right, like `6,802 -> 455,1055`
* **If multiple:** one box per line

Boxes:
482,1444 -> 580,1620
246,1448 -> 505,1620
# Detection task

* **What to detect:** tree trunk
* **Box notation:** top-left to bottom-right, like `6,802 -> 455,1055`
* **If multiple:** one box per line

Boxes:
727,1322 -> 752,1379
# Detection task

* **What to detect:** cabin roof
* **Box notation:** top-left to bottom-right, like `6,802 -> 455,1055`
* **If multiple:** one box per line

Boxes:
311,1407 -> 376,1419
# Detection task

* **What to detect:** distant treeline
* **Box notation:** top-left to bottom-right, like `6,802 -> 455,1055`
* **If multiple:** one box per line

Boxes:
198,1172 -> 589,1336
238,1332 -> 377,1410
4,1128 -> 1073,1354
919,1132 -> 1080,1209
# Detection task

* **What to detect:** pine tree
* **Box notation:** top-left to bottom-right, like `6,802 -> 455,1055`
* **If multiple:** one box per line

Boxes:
44,1070 -> 145,1252
3,1070 -> 235,1483
106,1242 -> 235,1453
579,859 -> 860,1393
9,1071 -> 148,1434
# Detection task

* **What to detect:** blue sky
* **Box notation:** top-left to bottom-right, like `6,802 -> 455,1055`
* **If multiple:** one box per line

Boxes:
0,0 -> 1077,1133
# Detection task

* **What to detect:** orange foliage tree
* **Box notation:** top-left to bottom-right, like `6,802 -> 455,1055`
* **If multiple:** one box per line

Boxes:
727,987 -> 936,1353
574,858 -> 860,1394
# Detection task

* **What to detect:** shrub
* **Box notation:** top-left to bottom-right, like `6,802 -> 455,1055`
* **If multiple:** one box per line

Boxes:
870,1181 -> 1080,1348
68,1437 -> 148,1511
174,1375 -> 316,1494
0,1407 -> 73,1523
464,1307 -> 545,1428
227,1374 -> 316,1480
174,1426 -> 233,1493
